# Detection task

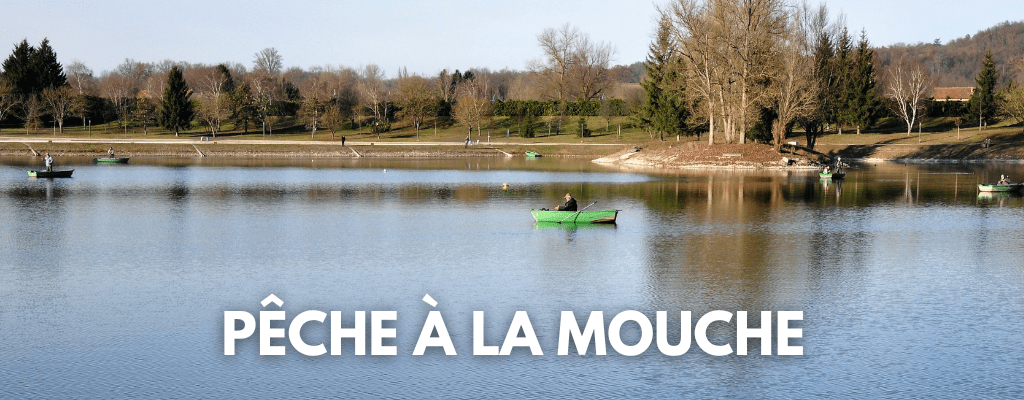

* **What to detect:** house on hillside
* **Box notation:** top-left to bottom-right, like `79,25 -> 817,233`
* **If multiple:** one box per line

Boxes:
932,87 -> 974,102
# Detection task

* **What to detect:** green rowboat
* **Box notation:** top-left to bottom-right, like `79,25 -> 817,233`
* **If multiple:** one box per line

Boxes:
978,183 -> 1024,192
96,157 -> 130,164
28,169 -> 74,178
531,209 -> 618,224
525,151 -> 542,158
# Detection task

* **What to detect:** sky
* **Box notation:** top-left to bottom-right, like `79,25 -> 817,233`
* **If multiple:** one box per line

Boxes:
1,0 -> 1020,78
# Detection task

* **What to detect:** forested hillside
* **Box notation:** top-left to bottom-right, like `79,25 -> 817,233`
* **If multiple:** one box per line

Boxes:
873,20 -> 1024,87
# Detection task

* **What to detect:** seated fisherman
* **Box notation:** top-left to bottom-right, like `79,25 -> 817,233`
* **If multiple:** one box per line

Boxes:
554,193 -> 578,211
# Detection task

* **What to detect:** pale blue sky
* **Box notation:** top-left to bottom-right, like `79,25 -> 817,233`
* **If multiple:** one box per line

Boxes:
1,0 -> 1019,78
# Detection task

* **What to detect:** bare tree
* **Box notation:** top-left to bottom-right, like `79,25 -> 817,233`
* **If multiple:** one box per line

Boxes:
41,86 -> 75,134
254,48 -> 283,75
885,56 -> 931,136
533,24 -> 616,100
299,73 -> 328,138
100,72 -> 136,130
0,81 -> 19,127
66,60 -> 95,95
248,71 -> 276,136
769,2 -> 820,149
395,68 -> 434,140
196,92 -> 229,137
453,76 -> 492,139
359,64 -> 389,138
665,0 -> 785,144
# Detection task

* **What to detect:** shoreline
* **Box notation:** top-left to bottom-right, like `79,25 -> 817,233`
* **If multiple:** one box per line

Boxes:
3,136 -> 1023,168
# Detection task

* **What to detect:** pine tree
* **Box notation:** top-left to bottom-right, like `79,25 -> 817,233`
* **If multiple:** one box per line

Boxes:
1,39 -> 36,97
832,28 -> 853,134
159,66 -> 194,136
0,38 -> 66,98
969,50 -> 998,127
845,32 -> 881,134
33,39 -> 66,91
637,16 -> 689,141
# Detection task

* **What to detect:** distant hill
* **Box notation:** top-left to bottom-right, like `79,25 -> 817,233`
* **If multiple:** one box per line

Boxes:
873,20 -> 1024,87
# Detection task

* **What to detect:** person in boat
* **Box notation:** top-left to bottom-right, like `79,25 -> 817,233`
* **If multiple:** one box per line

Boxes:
822,165 -> 830,175
554,193 -> 578,211
998,175 -> 1010,185
835,156 -> 843,173
44,152 -> 53,172
108,147 -> 115,157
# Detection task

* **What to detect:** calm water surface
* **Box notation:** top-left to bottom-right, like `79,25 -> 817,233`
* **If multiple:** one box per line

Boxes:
1,157 -> 1023,399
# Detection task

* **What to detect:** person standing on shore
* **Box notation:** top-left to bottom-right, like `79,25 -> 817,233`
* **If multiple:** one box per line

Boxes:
342,136 -> 346,146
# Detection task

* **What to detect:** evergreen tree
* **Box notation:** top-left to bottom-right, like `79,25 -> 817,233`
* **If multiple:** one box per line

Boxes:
969,50 -> 998,126
33,39 -> 66,90
844,32 -> 881,133
637,16 -> 689,141
1,39 -> 36,97
159,66 -> 194,136
832,28 -> 853,133
0,38 -> 66,98
231,82 -> 257,133
803,28 -> 838,149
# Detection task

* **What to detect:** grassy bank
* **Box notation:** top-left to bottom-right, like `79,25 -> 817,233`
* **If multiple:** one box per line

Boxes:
3,115 -> 1022,162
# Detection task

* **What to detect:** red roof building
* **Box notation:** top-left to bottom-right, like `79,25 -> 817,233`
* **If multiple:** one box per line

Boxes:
932,87 -> 974,102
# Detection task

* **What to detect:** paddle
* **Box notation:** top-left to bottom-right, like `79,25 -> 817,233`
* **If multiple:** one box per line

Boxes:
558,201 -> 597,224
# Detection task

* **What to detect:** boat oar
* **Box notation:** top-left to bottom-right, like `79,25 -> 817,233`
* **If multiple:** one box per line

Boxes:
558,201 -> 596,224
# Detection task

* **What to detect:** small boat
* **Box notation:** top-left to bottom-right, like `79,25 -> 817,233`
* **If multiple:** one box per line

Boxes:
977,183 -> 1024,192
525,151 -> 542,158
96,157 -> 130,164
819,172 -> 846,179
28,169 -> 74,178
531,209 -> 618,224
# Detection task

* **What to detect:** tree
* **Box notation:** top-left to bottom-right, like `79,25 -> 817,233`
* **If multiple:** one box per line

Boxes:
359,64 -> 390,138
100,72 -> 136,129
885,56 -> 931,136
969,50 -> 998,128
769,2 -> 820,150
196,92 -> 228,137
801,5 -> 842,149
132,94 -> 157,134
999,56 -> 1024,128
299,75 -> 327,138
395,68 -> 433,140
637,14 -> 689,141
41,86 -> 75,134
32,39 -> 66,91
253,48 -> 283,75
1,38 -> 67,98
0,81 -> 19,125
534,24 -> 616,100
842,32 -> 881,134
1,39 -> 36,97
159,66 -> 194,136
231,82 -> 258,133
65,60 -> 94,95
248,72 -> 276,136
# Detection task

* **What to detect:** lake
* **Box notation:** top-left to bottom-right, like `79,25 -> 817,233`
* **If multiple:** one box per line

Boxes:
1,157 -> 1023,398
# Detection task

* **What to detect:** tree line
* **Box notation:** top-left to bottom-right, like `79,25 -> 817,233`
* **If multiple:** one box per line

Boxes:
634,0 -> 1024,149
2,8 -> 1022,147
0,31 -> 644,139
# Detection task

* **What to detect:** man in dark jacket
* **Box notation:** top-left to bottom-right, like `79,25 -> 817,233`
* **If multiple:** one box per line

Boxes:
555,193 -> 577,211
